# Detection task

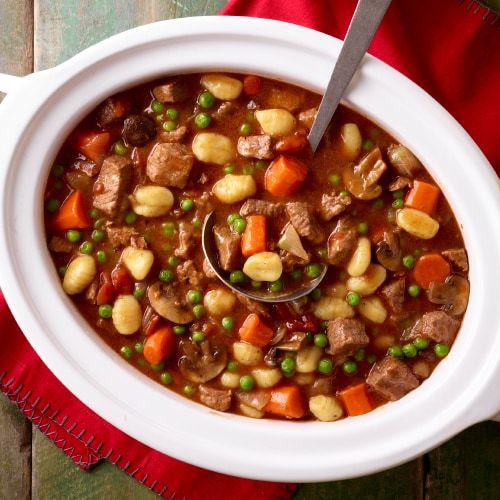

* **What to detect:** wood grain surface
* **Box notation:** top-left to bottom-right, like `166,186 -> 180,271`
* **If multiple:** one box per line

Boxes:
0,0 -> 499,498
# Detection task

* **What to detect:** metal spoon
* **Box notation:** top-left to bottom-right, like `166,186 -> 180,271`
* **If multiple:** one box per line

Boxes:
202,0 -> 392,302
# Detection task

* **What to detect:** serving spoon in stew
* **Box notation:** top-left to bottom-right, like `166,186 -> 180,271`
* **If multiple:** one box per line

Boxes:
202,0 -> 392,302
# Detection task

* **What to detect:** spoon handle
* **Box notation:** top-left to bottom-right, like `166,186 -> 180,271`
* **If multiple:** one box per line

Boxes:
307,0 -> 393,152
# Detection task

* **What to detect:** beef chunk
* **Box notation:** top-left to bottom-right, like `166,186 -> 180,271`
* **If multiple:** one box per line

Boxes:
388,176 -> 411,191
158,125 -> 188,144
92,155 -> 131,217
240,199 -> 284,217
198,385 -> 231,412
152,79 -> 188,103
442,248 -> 468,272
177,260 -> 204,288
367,356 -> 419,401
237,135 -> 274,160
319,192 -> 351,221
65,170 -> 92,192
48,236 -> 73,253
73,159 -> 100,177
381,278 -> 405,313
106,225 -> 139,248
96,96 -> 131,127
297,107 -> 317,129
411,311 -> 460,345
267,85 -> 305,111
174,222 -> 196,259
279,249 -> 310,272
203,258 -> 217,279
147,143 -> 193,189
326,318 -> 369,357
213,225 -> 241,271
286,202 -> 325,244
215,101 -> 238,119
130,236 -> 147,249
326,217 -> 357,265
122,114 -> 157,146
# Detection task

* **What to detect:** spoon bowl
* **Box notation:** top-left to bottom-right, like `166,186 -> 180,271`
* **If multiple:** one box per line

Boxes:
201,211 -> 327,303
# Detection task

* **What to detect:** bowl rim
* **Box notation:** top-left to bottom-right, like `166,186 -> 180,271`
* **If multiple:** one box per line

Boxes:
0,16 -> 499,482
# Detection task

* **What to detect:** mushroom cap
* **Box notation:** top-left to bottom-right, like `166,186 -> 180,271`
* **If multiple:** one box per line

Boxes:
426,275 -> 469,316
179,339 -> 227,383
376,231 -> 402,271
148,282 -> 195,324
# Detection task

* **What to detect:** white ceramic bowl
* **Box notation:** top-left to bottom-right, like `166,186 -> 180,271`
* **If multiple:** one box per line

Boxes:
0,17 -> 499,482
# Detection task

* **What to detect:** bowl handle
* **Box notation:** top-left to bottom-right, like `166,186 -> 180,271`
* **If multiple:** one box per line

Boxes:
0,73 -> 23,94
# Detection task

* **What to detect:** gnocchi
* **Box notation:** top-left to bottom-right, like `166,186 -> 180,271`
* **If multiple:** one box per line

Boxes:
296,346 -> 323,373
340,123 -> 362,160
129,185 -> 174,217
220,371 -> 241,389
112,295 -> 142,335
242,252 -> 283,282
200,74 -> 243,100
346,264 -> 387,296
233,341 -> 263,366
251,367 -> 282,388
212,174 -> 256,204
239,403 -> 264,419
309,395 -> 344,422
294,373 -> 315,385
312,296 -> 354,321
346,237 -> 371,277
192,132 -> 236,165
358,296 -> 387,324
396,208 -> 439,239
203,288 -> 236,316
121,246 -> 154,280
62,255 -> 96,295
373,334 -> 395,350
254,109 -> 296,137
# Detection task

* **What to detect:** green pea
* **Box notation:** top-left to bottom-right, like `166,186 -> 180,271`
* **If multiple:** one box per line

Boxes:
310,288 -> 321,301
183,384 -> 195,396
289,269 -> 302,281
113,140 -> 128,155
53,180 -> 63,191
340,190 -> 350,198
223,165 -> 235,174
227,213 -> 240,225
133,286 -> 146,299
94,217 -> 106,229
198,91 -> 215,108
357,222 -> 369,235
160,372 -> 173,385
137,358 -> 146,367
227,360 -> 238,372
392,189 -> 404,199
180,198 -> 194,212
354,348 -> 365,361
187,289 -> 203,304
66,229 -> 82,243
91,229 -> 106,242
45,199 -> 60,213
239,375 -> 255,391
239,123 -> 252,136
195,112 -> 211,128
392,198 -> 404,209
192,304 -> 205,319
268,279 -> 283,293
222,316 -> 234,330
413,337 -> 429,350
163,120 -> 177,132
229,270 -> 245,284
362,139 -> 374,150
328,174 -> 341,186
151,362 -> 165,372
242,163 -> 255,175
151,99 -> 164,113
89,208 -> 100,219
318,358 -> 333,374
124,211 -> 137,224
96,250 -> 107,263
134,342 -> 144,353
434,343 -> 450,357
120,346 -> 133,359
317,248 -> 328,259
51,165 -> 64,178
165,256 -> 177,268
159,269 -> 174,282
255,160 -> 268,170
191,331 -> 205,343
166,108 -> 178,120
79,241 -> 94,254
342,360 -> 358,374
402,255 -> 415,269
408,284 -> 421,297
251,280 -> 262,289
388,345 -> 403,358
58,266 -> 67,277
403,343 -> 418,358
232,218 -> 246,234
192,218 -> 202,229
367,354 -> 377,364
161,221 -> 176,237
372,198 -> 384,209
346,291 -> 361,307
163,243 -> 172,252
314,333 -> 328,348
305,263 -> 322,279
281,357 -> 296,374
413,248 -> 423,257
98,304 -> 112,319
173,325 -> 186,335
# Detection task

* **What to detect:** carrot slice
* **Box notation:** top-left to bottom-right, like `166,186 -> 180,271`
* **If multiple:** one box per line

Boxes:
339,383 -> 375,416
238,313 -> 274,347
143,326 -> 175,365
264,385 -> 305,419
405,180 -> 440,215
241,215 -> 267,257
74,131 -> 111,163
264,155 -> 308,198
413,253 -> 451,288
243,75 -> 262,95
51,191 -> 91,231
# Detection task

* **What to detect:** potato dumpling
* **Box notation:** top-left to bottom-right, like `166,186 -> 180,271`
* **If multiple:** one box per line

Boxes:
129,185 -> 174,217
112,295 -> 142,335
346,264 -> 387,296
251,367 -> 282,388
200,74 -> 243,100
358,296 -> 387,324
203,288 -> 236,316
346,237 -> 371,277
233,341 -> 263,366
340,123 -> 362,160
212,174 -> 256,204
121,246 -> 154,280
239,403 -> 264,419
255,109 -> 296,137
220,371 -> 240,389
396,208 -> 439,239
312,296 -> 354,321
62,255 -> 96,295
192,132 -> 236,165
309,395 -> 344,422
243,251 -> 282,282
296,346 -> 323,373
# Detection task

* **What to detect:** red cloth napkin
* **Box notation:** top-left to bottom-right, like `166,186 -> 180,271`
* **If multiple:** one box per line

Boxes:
1,1 -> 499,499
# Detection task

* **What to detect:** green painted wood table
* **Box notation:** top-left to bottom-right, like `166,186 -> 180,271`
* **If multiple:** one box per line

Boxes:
1,1 -> 499,498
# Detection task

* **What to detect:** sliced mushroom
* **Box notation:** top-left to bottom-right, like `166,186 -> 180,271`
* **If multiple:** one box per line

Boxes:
343,147 -> 387,200
376,231 -> 402,271
179,339 -> 227,383
264,347 -> 281,367
387,144 -> 421,178
147,282 -> 195,324
388,176 -> 411,191
426,275 -> 469,316
235,389 -> 271,411
275,332 -> 308,352
269,325 -> 287,346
